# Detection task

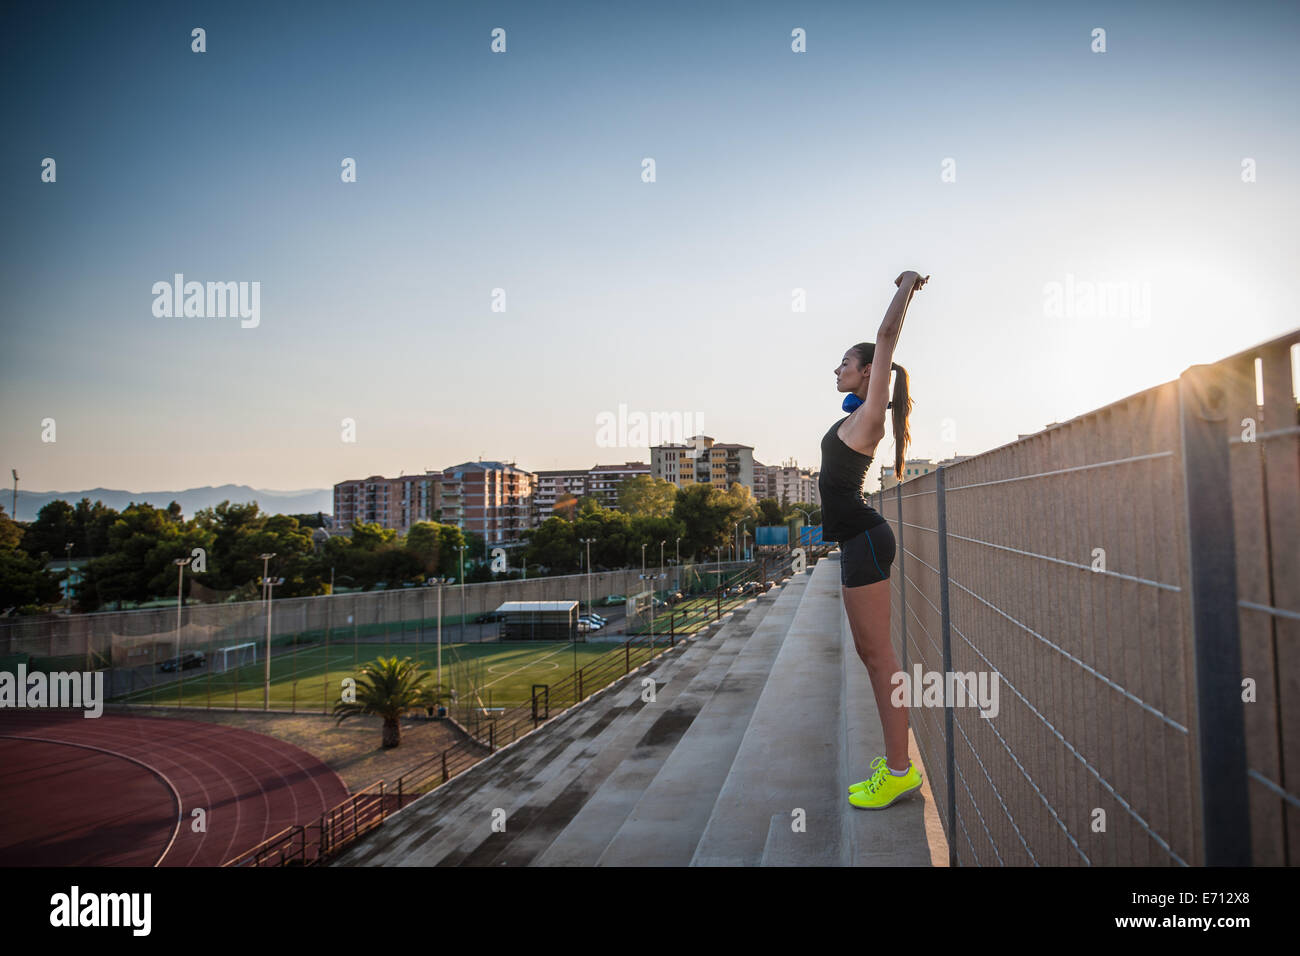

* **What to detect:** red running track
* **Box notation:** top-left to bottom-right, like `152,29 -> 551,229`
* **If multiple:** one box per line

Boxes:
0,709 -> 350,866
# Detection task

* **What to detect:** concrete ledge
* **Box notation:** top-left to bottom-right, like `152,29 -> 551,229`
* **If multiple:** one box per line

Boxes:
691,560 -> 844,865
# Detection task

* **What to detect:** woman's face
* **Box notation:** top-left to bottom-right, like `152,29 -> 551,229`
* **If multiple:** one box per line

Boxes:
834,352 -> 870,392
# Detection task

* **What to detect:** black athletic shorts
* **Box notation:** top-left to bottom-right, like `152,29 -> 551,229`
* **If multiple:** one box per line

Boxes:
839,521 -> 896,588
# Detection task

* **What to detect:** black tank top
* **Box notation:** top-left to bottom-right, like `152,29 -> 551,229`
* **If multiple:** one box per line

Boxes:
818,415 -> 886,542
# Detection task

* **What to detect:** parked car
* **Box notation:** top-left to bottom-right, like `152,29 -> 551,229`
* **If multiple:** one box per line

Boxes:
474,611 -> 505,623
159,651 -> 206,673
578,615 -> 604,630
763,580 -> 776,592
603,594 -> 626,606
585,612 -> 608,625
743,581 -> 761,595
576,621 -> 592,634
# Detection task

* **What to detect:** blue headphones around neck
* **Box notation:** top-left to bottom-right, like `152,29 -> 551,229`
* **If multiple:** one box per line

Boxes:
843,394 -> 891,413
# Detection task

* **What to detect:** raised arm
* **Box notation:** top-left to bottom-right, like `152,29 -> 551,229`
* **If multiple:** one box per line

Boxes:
842,271 -> 927,450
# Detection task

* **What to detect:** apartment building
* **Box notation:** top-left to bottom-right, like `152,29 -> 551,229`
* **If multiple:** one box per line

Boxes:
758,459 -> 821,507
532,469 -> 590,522
650,435 -> 754,493
333,473 -> 441,535
586,462 -> 650,509
879,454 -> 973,490
440,460 -> 534,548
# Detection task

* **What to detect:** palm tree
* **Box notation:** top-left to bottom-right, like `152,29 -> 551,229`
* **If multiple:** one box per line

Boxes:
332,655 -> 447,749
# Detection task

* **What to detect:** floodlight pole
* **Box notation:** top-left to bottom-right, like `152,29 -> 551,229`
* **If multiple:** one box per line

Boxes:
429,576 -> 450,696
174,556 -> 191,706
259,553 -> 276,710
580,537 -> 596,623
675,537 -> 682,592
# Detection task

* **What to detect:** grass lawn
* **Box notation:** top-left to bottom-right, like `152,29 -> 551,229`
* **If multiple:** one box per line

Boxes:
119,639 -> 678,712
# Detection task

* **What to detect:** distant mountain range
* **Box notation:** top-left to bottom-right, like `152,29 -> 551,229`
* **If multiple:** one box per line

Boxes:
7,485 -> 333,523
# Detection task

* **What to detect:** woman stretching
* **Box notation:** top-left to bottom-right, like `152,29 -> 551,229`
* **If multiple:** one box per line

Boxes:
818,269 -> 928,809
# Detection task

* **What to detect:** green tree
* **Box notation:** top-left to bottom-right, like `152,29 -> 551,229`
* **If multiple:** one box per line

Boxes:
403,521 -> 443,575
617,475 -> 678,518
0,504 -> 62,612
626,514 -> 688,572
21,500 -> 76,561
757,498 -> 785,526
436,524 -> 466,578
671,483 -> 753,561
571,506 -> 634,571
73,498 -> 117,559
332,656 -> 446,749
404,521 -> 465,579
374,547 -> 425,587
185,501 -> 316,599
523,516 -> 579,572
78,503 -> 186,608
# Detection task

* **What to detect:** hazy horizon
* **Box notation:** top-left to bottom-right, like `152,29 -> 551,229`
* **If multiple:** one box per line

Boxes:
4,0 -> 1298,495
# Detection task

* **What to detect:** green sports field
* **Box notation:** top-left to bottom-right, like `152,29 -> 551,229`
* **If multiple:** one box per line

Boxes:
117,638 -> 673,713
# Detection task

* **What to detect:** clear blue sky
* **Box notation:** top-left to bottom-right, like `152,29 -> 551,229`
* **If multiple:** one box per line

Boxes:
2,0 -> 1297,495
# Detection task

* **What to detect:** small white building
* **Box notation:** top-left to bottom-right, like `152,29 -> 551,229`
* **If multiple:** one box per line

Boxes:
495,600 -> 581,641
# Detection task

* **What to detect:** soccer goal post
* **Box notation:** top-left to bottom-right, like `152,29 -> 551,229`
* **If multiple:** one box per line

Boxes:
215,642 -> 257,674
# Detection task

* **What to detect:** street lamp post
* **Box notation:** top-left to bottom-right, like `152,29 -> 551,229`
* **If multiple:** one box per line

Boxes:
428,576 -> 450,702
640,571 -> 667,638
258,552 -> 277,711
455,545 -> 468,642
261,574 -> 285,710
64,542 -> 73,615
793,507 -> 820,547
174,555 -> 191,707
674,536 -> 682,592
579,537 -> 596,624
260,552 -> 275,604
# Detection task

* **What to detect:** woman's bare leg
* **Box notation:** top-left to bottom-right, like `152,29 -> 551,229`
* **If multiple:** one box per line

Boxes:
843,579 -> 909,771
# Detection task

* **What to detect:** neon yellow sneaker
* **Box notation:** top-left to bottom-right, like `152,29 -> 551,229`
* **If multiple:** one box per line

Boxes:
848,759 -> 923,810
848,757 -> 887,794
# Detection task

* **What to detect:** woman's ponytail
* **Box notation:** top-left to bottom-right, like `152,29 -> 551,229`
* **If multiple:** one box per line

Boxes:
890,362 -> 912,481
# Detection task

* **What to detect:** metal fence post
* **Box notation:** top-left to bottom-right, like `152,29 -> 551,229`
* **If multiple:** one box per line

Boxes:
936,465 -> 956,867
896,482 -> 907,676
1179,363 -> 1252,865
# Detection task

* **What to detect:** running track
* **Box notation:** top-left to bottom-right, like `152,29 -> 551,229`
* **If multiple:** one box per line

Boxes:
0,709 -> 350,866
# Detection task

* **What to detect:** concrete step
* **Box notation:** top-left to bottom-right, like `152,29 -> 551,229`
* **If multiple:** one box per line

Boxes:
522,592 -> 793,866
691,558 -> 847,865
335,601 -> 760,866
594,574 -> 813,865
464,597 -> 783,867
333,633 -> 706,866
437,613 -> 754,867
